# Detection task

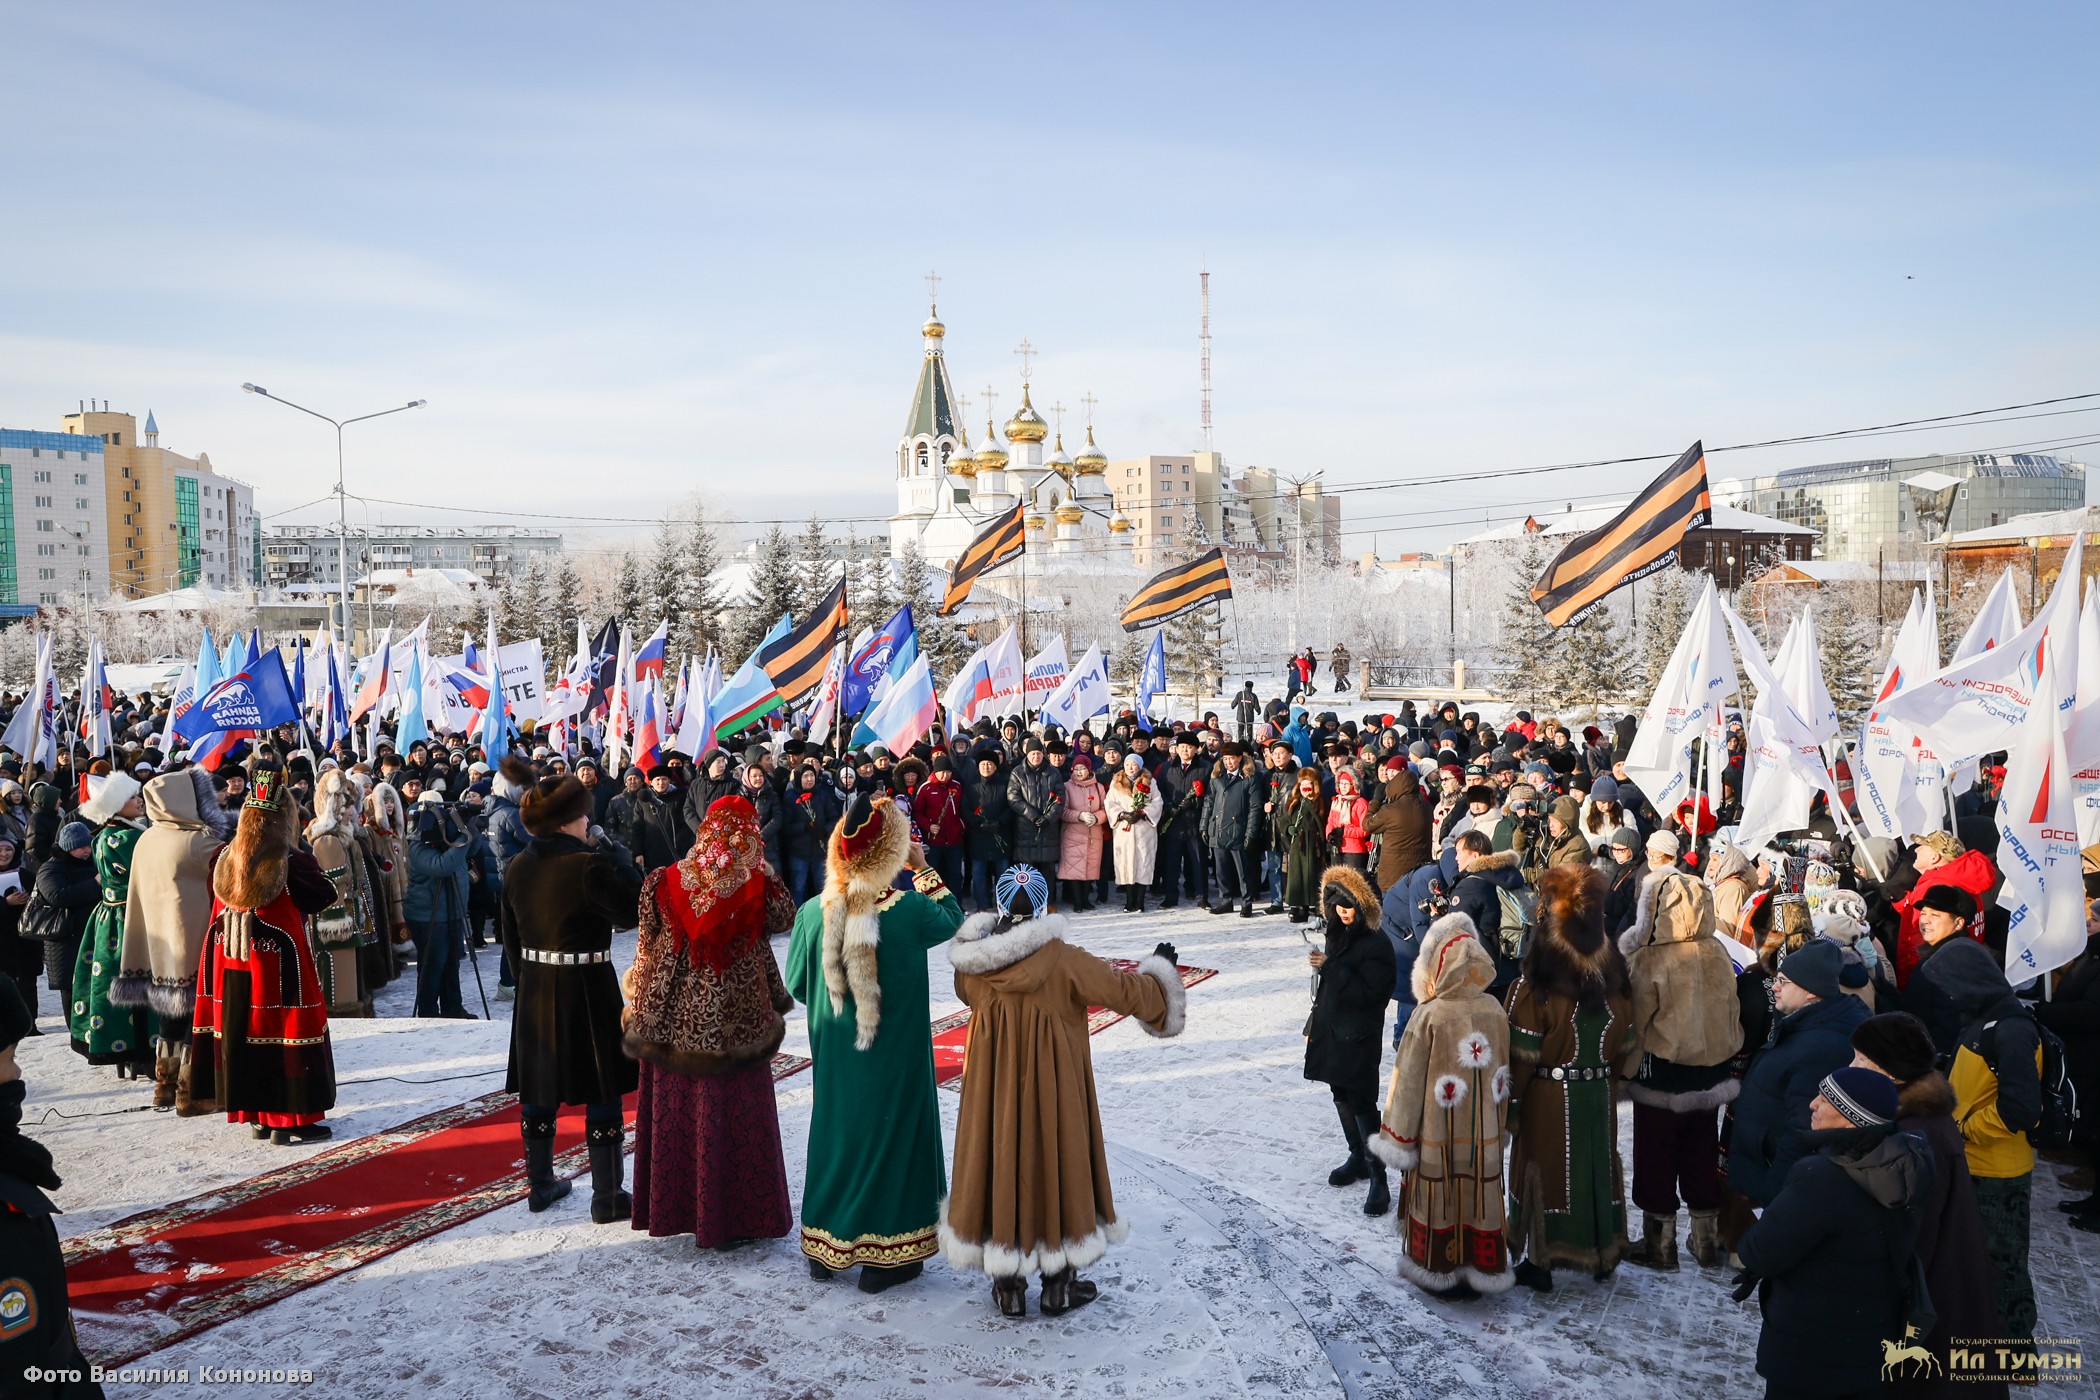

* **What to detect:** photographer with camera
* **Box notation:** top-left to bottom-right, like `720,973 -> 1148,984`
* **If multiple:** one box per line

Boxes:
1449,829 -> 1526,997
405,792 -> 475,1019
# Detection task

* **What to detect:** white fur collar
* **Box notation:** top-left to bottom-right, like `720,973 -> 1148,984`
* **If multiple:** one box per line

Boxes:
949,912 -> 1065,976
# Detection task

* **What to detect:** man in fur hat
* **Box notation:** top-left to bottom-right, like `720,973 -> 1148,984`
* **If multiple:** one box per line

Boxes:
191,764 -> 342,1145
784,790 -> 964,1292
500,766 -> 644,1221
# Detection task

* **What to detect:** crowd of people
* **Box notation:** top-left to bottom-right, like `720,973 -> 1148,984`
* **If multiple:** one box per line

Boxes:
1,676 -> 2097,1397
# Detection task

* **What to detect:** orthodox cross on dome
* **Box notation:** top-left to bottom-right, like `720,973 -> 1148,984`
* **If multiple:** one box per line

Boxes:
1051,400 -> 1067,435
981,384 -> 1001,420
924,269 -> 941,315
1080,392 -> 1098,430
1013,339 -> 1036,382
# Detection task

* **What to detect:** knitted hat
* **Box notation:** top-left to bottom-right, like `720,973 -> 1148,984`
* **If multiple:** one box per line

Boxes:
1610,827 -> 1642,851
1819,1066 -> 1898,1128
1780,939 -> 1845,1002
1852,1012 -> 1938,1084
1590,775 -> 1620,802
1646,829 -> 1681,858
57,821 -> 93,853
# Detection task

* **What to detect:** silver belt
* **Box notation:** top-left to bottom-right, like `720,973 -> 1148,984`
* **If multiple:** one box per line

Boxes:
521,949 -> 611,966
1544,1066 -> 1609,1082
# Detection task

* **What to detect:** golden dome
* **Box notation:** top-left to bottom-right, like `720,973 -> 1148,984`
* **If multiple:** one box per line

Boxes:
1108,511 -> 1132,534
1004,384 -> 1049,444
1072,424 -> 1107,475
1054,502 -> 1085,526
1046,432 -> 1075,481
922,316 -> 946,340
1025,511 -> 1047,532
949,445 -> 977,478
973,418 -> 1009,471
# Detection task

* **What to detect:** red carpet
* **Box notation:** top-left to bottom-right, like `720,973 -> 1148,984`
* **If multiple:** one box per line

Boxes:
64,1054 -> 811,1369
63,966 -> 1210,1367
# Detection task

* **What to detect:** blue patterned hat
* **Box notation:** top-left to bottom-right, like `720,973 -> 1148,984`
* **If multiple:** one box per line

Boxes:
994,864 -> 1050,920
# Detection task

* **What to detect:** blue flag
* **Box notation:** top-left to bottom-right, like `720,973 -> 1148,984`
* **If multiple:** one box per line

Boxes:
175,647 -> 301,742
843,605 -> 916,717
395,649 -> 429,751
1135,631 -> 1167,731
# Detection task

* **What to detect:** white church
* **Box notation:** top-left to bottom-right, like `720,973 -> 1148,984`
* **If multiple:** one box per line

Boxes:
888,304 -> 1137,575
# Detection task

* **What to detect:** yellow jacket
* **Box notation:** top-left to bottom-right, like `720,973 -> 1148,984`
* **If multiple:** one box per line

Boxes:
1948,1040 -> 2041,1180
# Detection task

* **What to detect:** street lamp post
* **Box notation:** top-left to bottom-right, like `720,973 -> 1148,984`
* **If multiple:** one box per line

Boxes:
240,385 -> 424,649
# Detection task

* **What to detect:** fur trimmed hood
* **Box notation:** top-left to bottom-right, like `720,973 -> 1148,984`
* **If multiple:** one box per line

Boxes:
1413,910 -> 1496,1004
1318,863 -> 1380,920
365,781 -> 406,836
819,793 -> 913,1050
1619,868 -> 1714,956
142,766 -> 233,841
1469,848 -> 1522,874
306,768 -> 362,842
1526,862 -> 1627,1011
949,911 -> 1064,977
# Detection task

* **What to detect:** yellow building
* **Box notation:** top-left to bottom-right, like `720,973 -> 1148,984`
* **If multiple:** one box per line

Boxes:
61,406 -> 256,598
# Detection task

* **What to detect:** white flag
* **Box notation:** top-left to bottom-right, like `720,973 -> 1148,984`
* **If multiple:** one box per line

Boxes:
1624,577 -> 1736,818
1881,533 -> 2082,770
1023,636 -> 1070,699
1952,569 -> 2023,662
1729,605 -> 1834,853
982,623 -> 1025,716
1040,643 -> 1111,732
1854,590 -> 1946,838
1997,642 -> 2085,980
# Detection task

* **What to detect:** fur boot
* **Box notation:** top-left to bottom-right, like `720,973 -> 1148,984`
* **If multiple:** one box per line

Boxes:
1328,1103 -> 1368,1185
1039,1267 -> 1098,1315
1686,1210 -> 1723,1268
1624,1212 -> 1679,1271
588,1121 -> 631,1224
152,1053 -> 180,1110
521,1110 -> 571,1212
991,1275 -> 1029,1318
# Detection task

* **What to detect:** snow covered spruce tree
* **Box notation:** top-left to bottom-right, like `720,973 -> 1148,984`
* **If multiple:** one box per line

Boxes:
897,537 -> 969,675
729,524 -> 798,661
550,554 -> 584,642
1555,602 -> 1630,718
1634,564 -> 1698,691
1810,586 -> 1883,727
1499,531 -> 1568,709
678,508 -> 723,662
611,547 -> 648,641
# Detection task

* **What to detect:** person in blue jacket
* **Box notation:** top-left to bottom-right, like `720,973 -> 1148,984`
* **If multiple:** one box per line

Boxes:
1726,940 -> 1871,1207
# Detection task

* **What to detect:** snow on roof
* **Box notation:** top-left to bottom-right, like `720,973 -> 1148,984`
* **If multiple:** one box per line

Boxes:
103,585 -> 249,613
1946,504 -> 2100,547
1754,559 -> 1931,585
1455,500 -> 1816,547
356,568 -> 484,588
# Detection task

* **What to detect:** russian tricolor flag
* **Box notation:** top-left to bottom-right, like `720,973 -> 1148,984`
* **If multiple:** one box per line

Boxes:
633,620 -> 669,684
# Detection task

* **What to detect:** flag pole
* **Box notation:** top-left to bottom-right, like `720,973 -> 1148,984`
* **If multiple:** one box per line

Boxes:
1019,529 -> 1030,730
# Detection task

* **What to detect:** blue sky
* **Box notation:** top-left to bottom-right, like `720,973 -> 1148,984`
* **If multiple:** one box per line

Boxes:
2,3 -> 2095,554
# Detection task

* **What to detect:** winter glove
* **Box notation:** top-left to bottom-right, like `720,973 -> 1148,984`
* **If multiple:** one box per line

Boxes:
1728,1269 -> 1760,1304
1152,942 -> 1178,966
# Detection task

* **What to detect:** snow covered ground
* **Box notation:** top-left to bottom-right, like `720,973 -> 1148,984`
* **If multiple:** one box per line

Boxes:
17,903 -> 2097,1399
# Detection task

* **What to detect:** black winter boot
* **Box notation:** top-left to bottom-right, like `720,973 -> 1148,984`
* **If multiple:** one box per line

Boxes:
1239,899 -> 1256,918
1038,1267 -> 1098,1315
1356,1114 -> 1390,1216
1125,885 -> 1144,913
522,1110 -> 571,1212
1328,1103 -> 1368,1186
587,1121 -> 631,1224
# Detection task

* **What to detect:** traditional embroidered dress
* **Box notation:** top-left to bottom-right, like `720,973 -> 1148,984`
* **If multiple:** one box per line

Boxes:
307,770 -> 380,1016
192,770 -> 340,1130
625,795 -> 799,1248
1372,912 -> 1514,1294
69,821 -> 152,1069
784,794 -> 964,1271
1504,864 -> 1640,1275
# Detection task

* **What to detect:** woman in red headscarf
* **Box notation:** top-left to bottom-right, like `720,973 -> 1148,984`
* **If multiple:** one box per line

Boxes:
623,794 -> 799,1250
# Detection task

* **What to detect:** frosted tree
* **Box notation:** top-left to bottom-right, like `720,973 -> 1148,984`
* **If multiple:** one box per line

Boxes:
731,525 -> 798,661
550,554 -> 584,644
857,549 -> 898,627
1556,602 -> 1631,718
897,537 -> 969,677
1810,586 -> 1883,727
1634,565 -> 1699,691
793,515 -> 836,620
612,547 -> 648,638
1497,531 -> 1566,709
681,512 -> 723,661
645,520 -> 687,666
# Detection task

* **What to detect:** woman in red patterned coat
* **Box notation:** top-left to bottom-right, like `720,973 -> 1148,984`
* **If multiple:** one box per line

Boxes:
191,764 -> 342,1146
622,794 -> 799,1250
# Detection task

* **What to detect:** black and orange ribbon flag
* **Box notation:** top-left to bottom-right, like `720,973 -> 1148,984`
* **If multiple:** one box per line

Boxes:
1531,441 -> 1712,627
1120,547 -> 1232,631
938,504 -> 1025,616
760,576 -> 847,704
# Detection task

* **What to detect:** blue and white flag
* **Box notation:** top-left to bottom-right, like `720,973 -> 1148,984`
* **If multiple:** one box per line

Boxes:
844,606 -> 916,717
176,647 -> 301,742
1134,630 -> 1167,730
1041,643 -> 1112,732
395,648 -> 430,751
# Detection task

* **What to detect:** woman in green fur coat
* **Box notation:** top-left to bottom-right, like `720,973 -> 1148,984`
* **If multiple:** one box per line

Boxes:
70,773 -> 155,1076
1277,767 -> 1330,923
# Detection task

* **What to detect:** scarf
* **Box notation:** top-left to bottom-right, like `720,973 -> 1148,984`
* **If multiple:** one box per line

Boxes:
0,1081 -> 60,1193
653,797 -> 768,976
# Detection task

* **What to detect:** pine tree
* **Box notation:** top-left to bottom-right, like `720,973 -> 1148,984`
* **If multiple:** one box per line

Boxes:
896,537 -> 968,677
646,519 -> 686,666
550,555 -> 583,651
1558,603 -> 1630,718
1635,565 -> 1699,691
513,552 -> 549,645
612,547 -> 647,638
859,549 -> 898,627
682,512 -> 723,661
1498,532 -> 1567,709
793,515 -> 834,619
1167,602 -> 1225,704
733,525 -> 799,660
1811,589 -> 1881,728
